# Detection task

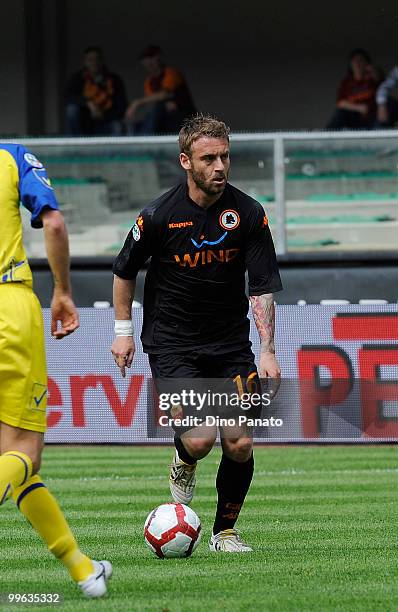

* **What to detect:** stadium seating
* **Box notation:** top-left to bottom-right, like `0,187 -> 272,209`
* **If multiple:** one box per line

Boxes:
19,136 -> 398,256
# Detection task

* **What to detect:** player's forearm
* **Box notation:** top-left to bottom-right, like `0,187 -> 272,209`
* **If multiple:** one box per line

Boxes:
249,293 -> 275,354
113,275 -> 135,320
42,210 -> 72,294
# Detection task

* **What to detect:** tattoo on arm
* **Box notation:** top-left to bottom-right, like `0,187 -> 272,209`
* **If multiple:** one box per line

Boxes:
249,293 -> 275,353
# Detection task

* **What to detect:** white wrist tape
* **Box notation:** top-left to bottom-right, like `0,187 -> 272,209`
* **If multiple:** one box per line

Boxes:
114,319 -> 134,336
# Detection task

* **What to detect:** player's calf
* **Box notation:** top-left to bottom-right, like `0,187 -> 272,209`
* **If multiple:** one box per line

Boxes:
0,450 -> 32,505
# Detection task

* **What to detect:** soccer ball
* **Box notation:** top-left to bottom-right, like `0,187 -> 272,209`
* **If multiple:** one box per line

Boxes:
144,503 -> 201,558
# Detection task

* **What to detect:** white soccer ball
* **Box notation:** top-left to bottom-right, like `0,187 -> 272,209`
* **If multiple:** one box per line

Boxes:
144,503 -> 202,558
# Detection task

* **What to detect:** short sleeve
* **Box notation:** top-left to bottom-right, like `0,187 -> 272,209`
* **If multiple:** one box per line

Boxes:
245,203 -> 283,295
16,146 -> 59,228
113,210 -> 154,279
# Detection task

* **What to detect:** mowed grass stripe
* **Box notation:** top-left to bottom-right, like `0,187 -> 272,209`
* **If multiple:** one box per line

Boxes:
1,445 -> 398,611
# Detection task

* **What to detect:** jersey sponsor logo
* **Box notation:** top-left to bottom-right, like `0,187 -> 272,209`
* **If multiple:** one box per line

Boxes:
191,232 -> 227,249
174,248 -> 240,267
132,224 -> 141,241
1,258 -> 27,282
168,221 -> 194,229
219,210 -> 240,231
263,214 -> 268,227
24,153 -> 44,168
33,168 -> 53,190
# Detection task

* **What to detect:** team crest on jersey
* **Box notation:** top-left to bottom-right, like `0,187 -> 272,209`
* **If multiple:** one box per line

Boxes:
219,210 -> 240,231
24,153 -> 44,169
132,224 -> 141,241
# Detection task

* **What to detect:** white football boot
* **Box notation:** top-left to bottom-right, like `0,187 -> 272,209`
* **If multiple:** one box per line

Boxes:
209,529 -> 253,552
78,560 -> 113,598
169,449 -> 197,504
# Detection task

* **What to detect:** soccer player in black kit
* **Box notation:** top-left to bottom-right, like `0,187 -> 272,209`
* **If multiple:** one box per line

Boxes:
112,114 -> 282,552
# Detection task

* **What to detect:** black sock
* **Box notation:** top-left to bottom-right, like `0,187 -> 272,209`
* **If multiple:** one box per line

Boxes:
213,452 -> 254,534
174,436 -> 197,465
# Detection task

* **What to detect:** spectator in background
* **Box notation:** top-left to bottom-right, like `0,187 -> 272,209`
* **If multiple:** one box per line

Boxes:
65,47 -> 127,136
126,45 -> 196,134
376,66 -> 398,127
326,49 -> 381,130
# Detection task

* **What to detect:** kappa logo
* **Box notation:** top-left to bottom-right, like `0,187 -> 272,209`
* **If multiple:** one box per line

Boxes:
168,221 -> 194,229
220,210 -> 240,230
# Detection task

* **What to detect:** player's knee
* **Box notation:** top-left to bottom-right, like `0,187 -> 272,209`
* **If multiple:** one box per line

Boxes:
224,437 -> 253,462
184,436 -> 215,459
1,433 -> 44,475
30,453 -> 42,475
0,448 -> 42,474
18,449 -> 42,474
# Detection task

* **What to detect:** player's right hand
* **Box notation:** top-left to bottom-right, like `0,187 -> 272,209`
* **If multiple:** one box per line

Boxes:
51,292 -> 80,339
111,336 -> 135,378
259,352 -> 281,399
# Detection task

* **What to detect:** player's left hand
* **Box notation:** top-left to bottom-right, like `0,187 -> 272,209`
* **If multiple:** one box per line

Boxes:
259,352 -> 281,399
51,292 -> 80,339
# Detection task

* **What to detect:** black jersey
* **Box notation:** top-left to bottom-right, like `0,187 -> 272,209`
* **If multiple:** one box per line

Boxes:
113,182 -> 282,355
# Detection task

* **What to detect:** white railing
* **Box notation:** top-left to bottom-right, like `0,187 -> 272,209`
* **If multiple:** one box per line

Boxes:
9,129 -> 398,256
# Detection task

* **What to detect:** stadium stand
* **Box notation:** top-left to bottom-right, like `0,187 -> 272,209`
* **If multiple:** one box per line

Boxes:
18,132 -> 398,306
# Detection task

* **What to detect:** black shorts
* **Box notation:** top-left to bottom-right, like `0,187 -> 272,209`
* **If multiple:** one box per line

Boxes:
148,347 -> 262,435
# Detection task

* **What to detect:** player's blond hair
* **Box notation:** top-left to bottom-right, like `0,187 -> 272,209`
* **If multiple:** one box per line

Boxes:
179,114 -> 230,156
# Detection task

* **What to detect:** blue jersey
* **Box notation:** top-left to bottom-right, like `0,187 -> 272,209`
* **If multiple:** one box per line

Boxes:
0,143 -> 59,286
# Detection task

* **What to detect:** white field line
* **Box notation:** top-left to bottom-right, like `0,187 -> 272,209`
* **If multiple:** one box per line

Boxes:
256,467 -> 398,476
42,467 -> 398,483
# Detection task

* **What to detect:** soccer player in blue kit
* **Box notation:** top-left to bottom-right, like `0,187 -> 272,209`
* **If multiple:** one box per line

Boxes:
112,115 -> 282,551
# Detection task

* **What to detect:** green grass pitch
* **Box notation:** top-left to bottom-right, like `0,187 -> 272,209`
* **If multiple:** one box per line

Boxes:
1,445 -> 398,611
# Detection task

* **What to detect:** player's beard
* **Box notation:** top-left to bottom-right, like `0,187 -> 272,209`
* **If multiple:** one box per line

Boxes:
190,167 -> 227,196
